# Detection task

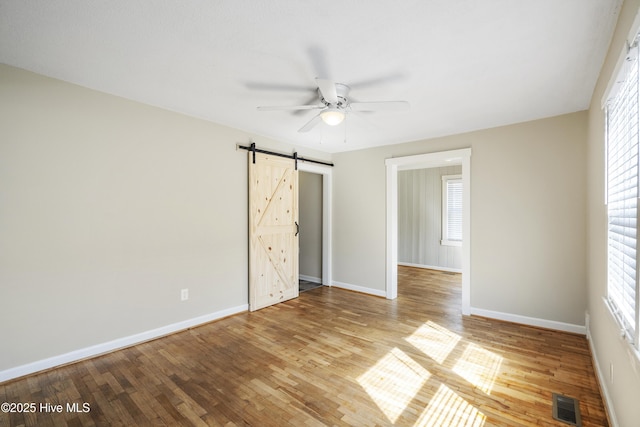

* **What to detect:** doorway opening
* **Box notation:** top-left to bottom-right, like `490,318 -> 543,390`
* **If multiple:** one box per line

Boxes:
386,149 -> 471,315
397,166 -> 463,273
299,171 -> 323,292
298,161 -> 333,291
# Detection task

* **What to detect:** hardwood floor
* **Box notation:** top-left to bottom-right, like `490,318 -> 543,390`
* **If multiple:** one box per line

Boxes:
1,266 -> 607,426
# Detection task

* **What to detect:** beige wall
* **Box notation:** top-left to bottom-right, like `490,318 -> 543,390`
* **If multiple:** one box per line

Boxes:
586,0 -> 640,425
299,171 -> 322,280
332,111 -> 587,326
0,64 -> 331,372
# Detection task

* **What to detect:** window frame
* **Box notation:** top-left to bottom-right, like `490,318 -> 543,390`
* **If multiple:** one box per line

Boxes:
604,33 -> 640,352
441,174 -> 462,247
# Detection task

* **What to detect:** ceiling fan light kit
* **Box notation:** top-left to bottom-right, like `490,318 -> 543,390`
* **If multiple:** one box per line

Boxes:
257,77 -> 409,135
320,108 -> 345,126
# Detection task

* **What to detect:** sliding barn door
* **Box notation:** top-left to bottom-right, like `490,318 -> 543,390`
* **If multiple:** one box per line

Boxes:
249,152 -> 299,311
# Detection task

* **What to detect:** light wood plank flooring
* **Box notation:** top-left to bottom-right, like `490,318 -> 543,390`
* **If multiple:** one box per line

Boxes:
1,266 -> 607,426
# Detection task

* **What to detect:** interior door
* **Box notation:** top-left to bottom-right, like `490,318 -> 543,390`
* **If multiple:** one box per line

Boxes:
249,152 -> 299,311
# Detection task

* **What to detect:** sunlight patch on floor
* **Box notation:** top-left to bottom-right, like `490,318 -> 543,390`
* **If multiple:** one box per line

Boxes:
405,321 -> 461,364
452,342 -> 502,395
357,347 -> 431,423
415,383 -> 486,427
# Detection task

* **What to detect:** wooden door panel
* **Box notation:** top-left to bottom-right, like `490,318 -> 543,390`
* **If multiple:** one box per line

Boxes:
249,153 -> 299,311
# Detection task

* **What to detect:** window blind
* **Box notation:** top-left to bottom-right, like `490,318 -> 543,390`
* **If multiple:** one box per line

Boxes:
446,179 -> 463,242
606,38 -> 640,341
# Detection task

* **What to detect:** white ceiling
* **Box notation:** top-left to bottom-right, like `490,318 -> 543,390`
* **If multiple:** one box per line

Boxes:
0,0 -> 622,153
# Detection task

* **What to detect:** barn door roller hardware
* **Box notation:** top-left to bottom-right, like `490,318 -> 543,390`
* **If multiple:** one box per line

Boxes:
238,142 -> 334,169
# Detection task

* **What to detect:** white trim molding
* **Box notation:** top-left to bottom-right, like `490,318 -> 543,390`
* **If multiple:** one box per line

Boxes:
300,274 -> 322,284
398,262 -> 462,274
298,161 -> 332,287
0,304 -> 248,383
586,318 -> 620,427
332,281 -> 387,298
470,307 -> 586,335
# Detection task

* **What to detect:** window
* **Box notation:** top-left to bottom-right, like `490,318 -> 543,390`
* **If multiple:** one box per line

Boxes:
442,175 -> 462,247
605,34 -> 640,348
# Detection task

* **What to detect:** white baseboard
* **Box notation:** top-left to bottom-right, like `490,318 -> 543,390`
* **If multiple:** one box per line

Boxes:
398,262 -> 462,274
0,304 -> 248,383
469,307 -> 586,335
586,314 -> 619,427
300,274 -> 322,284
332,281 -> 386,298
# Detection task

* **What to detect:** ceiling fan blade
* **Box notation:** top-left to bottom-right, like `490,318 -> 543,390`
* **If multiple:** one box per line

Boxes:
298,113 -> 323,133
307,45 -> 331,82
349,73 -> 407,90
350,101 -> 410,112
315,78 -> 338,104
257,104 -> 324,111
292,94 -> 322,116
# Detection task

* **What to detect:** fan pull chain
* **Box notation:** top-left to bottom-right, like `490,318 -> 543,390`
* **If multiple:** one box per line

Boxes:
344,115 -> 347,143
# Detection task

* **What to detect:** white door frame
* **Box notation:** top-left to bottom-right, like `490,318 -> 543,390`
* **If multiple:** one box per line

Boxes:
298,161 -> 332,286
385,148 -> 471,315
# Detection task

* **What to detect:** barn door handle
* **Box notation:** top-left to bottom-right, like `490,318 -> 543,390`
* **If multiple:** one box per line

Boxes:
295,221 -> 299,236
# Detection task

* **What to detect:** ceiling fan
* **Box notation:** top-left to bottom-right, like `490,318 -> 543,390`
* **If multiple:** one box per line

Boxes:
257,78 -> 410,133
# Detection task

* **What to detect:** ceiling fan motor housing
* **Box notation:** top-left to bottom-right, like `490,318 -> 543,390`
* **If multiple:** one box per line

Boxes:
319,83 -> 350,108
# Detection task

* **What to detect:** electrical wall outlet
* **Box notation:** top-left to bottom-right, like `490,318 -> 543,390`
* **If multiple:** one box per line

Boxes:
181,288 -> 189,301
585,312 -> 590,336
609,362 -> 614,384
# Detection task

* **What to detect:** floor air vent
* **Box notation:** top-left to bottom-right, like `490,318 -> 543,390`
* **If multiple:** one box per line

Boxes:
552,393 -> 582,426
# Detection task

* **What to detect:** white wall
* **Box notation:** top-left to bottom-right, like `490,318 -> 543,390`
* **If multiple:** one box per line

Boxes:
398,166 -> 462,271
299,171 -> 322,281
0,64 -> 331,375
332,111 -> 587,327
586,0 -> 640,425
